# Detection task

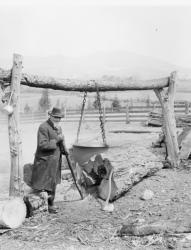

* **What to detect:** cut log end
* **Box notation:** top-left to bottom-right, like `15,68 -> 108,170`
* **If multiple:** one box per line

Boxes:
0,197 -> 26,229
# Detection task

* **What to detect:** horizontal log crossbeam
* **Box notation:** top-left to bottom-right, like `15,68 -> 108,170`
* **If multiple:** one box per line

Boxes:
0,68 -> 170,92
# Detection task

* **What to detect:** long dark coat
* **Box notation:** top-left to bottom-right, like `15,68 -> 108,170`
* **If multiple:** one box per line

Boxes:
31,119 -> 63,192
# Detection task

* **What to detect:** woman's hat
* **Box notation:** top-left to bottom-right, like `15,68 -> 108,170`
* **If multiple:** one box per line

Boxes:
48,107 -> 64,118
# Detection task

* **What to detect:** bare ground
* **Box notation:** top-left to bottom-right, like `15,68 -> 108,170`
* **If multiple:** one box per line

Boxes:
1,123 -> 191,249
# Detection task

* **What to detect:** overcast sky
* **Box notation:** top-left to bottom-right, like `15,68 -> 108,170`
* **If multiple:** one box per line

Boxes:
0,0 -> 191,68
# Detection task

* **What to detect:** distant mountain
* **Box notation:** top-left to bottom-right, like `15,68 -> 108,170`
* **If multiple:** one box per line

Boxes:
1,51 -> 191,109
22,51 -> 191,93
0,51 -> 191,90
21,51 -> 183,80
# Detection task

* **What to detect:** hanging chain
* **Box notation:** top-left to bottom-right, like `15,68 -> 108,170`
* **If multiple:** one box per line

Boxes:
95,81 -> 107,146
76,90 -> 87,143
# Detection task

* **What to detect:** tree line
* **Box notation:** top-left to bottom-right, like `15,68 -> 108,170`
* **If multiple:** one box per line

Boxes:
24,88 -> 165,114
23,89 -> 124,113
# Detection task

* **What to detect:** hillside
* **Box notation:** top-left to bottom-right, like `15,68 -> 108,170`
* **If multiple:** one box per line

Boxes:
21,51 -> 191,95
1,50 -> 191,85
21,51 -> 187,80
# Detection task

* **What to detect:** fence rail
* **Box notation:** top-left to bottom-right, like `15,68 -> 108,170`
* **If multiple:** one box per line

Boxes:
0,102 -> 190,124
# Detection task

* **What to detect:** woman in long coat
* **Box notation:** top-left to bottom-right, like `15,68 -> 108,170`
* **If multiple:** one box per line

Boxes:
31,107 -> 67,213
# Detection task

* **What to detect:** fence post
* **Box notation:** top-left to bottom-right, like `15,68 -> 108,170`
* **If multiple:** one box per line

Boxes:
126,104 -> 130,124
45,110 -> 48,120
64,107 -> 67,120
152,102 -> 156,112
185,101 -> 189,114
31,111 -> 34,123
103,104 -> 106,123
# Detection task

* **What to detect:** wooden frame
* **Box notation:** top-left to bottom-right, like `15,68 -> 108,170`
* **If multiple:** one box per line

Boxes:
0,54 -> 179,197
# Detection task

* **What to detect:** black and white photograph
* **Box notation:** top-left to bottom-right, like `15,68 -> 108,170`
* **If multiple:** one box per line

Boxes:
0,0 -> 191,249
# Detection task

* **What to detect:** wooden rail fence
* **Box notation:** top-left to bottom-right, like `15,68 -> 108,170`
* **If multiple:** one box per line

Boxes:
0,102 -> 190,124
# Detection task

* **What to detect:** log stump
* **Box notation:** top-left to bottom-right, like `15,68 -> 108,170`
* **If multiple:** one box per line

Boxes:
23,190 -> 48,218
23,164 -> 49,217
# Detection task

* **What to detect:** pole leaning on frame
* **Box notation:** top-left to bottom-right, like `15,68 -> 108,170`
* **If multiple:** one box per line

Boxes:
8,54 -> 23,197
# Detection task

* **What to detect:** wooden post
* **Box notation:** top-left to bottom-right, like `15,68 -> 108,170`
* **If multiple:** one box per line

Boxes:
126,104 -> 130,124
152,102 -> 156,112
185,101 -> 189,114
154,72 -> 179,168
64,107 -> 67,120
32,111 -> 34,123
8,54 -> 24,197
103,103 -> 106,124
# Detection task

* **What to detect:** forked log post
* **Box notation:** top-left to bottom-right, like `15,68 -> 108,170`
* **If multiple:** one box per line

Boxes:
8,54 -> 24,196
154,72 -> 179,168
0,68 -> 170,91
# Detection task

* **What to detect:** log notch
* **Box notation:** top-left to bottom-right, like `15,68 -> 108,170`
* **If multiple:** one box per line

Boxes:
154,72 -> 179,168
0,198 -> 26,229
8,54 -> 24,196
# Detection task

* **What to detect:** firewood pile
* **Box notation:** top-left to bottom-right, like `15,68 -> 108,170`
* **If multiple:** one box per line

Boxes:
76,154 -> 118,202
147,111 -> 191,127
